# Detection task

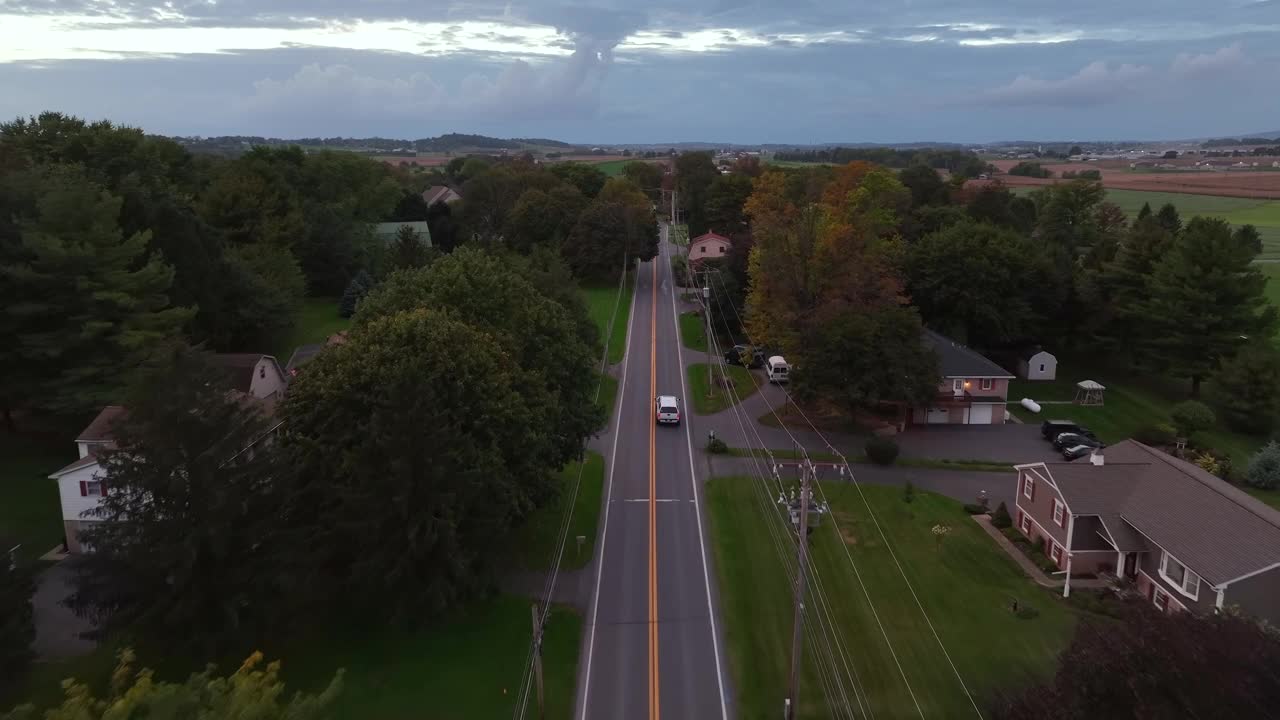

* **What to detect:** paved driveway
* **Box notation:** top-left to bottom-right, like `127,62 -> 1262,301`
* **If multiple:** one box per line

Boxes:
31,560 -> 95,660
895,423 -> 1058,464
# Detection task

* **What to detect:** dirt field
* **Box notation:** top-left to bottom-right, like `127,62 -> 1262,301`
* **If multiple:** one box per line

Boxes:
990,158 -> 1280,199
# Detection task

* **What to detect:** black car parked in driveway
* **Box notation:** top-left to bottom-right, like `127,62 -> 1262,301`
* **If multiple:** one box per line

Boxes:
725,344 -> 764,369
1052,433 -> 1103,451
1041,419 -> 1096,442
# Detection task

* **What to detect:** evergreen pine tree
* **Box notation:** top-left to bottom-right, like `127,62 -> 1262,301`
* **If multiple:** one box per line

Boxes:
1214,342 -> 1280,433
390,225 -> 428,271
1142,217 -> 1277,395
0,168 -> 191,414
339,270 -> 374,318
1156,202 -> 1183,236
1136,201 -> 1153,221
1094,216 -> 1175,359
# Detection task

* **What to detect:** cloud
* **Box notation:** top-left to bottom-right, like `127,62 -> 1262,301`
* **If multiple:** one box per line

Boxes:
983,61 -> 1152,107
1171,42 -> 1249,78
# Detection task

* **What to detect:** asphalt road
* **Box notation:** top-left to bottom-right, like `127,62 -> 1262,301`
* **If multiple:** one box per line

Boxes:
577,230 -> 729,719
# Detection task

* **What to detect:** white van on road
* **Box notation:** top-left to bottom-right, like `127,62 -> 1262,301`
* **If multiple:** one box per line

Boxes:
766,356 -> 790,384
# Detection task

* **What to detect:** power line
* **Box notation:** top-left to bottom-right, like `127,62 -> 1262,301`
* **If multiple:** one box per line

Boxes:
702,267 -> 927,717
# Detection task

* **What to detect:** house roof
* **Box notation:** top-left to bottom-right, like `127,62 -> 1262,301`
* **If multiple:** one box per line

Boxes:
49,452 -> 103,478
1038,440 -> 1280,586
373,221 -> 432,245
690,231 -> 732,246
422,185 -> 459,205
1020,348 -> 1055,360
922,330 -> 1015,379
285,344 -> 323,374
213,354 -> 281,394
76,405 -> 126,443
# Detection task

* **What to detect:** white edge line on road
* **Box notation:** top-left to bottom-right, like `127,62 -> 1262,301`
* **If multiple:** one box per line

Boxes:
666,233 -> 730,720
577,260 -> 638,720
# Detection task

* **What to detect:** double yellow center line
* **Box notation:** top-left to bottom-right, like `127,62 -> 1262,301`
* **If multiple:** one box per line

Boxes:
648,256 -> 661,720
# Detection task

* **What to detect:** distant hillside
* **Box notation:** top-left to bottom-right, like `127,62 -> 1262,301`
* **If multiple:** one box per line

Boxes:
172,133 -> 575,156
512,137 -> 573,148
414,133 -> 522,151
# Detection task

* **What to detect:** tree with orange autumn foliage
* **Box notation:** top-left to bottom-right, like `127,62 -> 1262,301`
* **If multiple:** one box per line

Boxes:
744,164 -> 938,414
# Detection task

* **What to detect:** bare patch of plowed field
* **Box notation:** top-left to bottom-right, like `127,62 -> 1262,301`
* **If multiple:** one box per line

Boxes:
990,158 -> 1280,198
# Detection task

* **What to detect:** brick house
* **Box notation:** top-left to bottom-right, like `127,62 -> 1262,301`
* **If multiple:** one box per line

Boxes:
47,354 -> 286,554
1013,440 -> 1280,623
909,330 -> 1015,425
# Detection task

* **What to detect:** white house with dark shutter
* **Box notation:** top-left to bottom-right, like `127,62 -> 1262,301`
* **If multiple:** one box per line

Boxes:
46,354 -> 287,554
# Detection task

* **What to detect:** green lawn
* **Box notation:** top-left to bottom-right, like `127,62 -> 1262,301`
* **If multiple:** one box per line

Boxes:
0,432 -> 74,565
5,596 -> 581,720
1009,371 -> 1265,464
1263,263 -> 1280,312
581,273 -> 635,366
707,477 -> 1077,718
679,311 -> 708,352
596,371 -> 619,418
1013,187 -> 1280,261
590,159 -> 629,176
1246,487 -> 1280,511
686,363 -> 758,414
508,452 -> 605,573
271,297 -> 350,361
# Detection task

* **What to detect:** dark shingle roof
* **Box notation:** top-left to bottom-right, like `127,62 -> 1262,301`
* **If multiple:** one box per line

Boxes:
1041,440 -> 1280,586
49,452 -> 103,478
75,406 -> 126,443
922,330 -> 1014,378
212,354 -> 283,395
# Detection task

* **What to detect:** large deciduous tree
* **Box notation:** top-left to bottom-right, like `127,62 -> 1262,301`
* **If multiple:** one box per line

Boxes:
562,185 -> 657,281
675,151 -> 720,236
905,220 -> 1059,348
898,164 -> 948,207
1,649 -> 342,720
992,601 -> 1280,720
548,162 -> 607,199
621,160 -> 664,204
69,346 -> 287,654
703,174 -> 753,238
1141,217 -> 1277,395
506,184 -> 587,252
0,168 -> 191,415
280,307 -> 569,619
792,305 -> 940,418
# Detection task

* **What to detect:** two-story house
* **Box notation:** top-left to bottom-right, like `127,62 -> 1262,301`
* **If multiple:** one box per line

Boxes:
688,231 -> 732,268
1014,440 -> 1280,624
47,354 -> 287,553
910,330 -> 1015,425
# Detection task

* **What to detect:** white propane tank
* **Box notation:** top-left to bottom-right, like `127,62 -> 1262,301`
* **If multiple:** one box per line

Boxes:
1020,398 -> 1041,413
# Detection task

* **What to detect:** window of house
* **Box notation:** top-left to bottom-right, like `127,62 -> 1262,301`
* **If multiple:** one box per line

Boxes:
1052,499 -> 1065,527
1160,552 -> 1201,600
1153,587 -> 1170,611
1023,475 -> 1035,500
980,378 -> 993,391
953,379 -> 964,394
718,245 -> 725,253
1039,364 -> 1046,372
700,246 -> 707,253
1049,543 -> 1061,564
1019,512 -> 1031,533
85,480 -> 103,497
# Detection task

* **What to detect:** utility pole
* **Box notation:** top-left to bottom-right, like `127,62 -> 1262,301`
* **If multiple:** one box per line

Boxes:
785,461 -> 813,720
531,603 -> 546,720
703,275 -> 713,391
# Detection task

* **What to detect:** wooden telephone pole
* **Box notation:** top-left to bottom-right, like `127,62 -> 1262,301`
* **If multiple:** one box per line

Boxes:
785,461 -> 814,720
531,603 -> 546,720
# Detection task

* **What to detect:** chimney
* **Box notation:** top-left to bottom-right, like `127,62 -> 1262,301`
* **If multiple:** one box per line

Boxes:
1090,449 -> 1104,466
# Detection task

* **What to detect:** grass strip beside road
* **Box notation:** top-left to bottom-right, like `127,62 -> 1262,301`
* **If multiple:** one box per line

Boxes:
509,451 -> 605,573
581,272 -> 635,366
686,363 -> 757,415
679,311 -> 708,352
707,477 -> 1076,718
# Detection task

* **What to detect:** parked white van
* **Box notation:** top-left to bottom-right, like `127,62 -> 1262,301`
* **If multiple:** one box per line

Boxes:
766,355 -> 790,383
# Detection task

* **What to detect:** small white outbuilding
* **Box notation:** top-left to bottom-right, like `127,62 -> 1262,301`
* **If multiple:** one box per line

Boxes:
1017,349 -> 1058,381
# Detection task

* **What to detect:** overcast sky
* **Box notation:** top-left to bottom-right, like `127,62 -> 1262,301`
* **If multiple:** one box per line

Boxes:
2,0 -> 1279,143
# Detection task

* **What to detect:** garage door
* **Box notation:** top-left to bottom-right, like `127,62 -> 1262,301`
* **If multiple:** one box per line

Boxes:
968,404 -> 993,424
926,407 -> 950,424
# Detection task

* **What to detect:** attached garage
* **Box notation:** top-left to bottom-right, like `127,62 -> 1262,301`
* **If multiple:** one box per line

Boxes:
968,404 -> 994,424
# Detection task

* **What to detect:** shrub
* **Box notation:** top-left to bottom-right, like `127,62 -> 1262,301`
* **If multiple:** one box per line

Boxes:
706,436 -> 728,454
902,481 -> 915,504
1246,441 -> 1280,490
1171,400 -> 1216,437
1194,451 -> 1222,477
865,437 -> 899,465
1067,590 -> 1124,619
1134,423 -> 1177,447
991,501 -> 1012,528
962,503 -> 988,515
1000,526 -> 1023,543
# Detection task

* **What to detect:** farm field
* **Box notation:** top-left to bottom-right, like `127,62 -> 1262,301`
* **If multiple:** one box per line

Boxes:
991,157 -> 1280,199
1011,186 -> 1280,261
